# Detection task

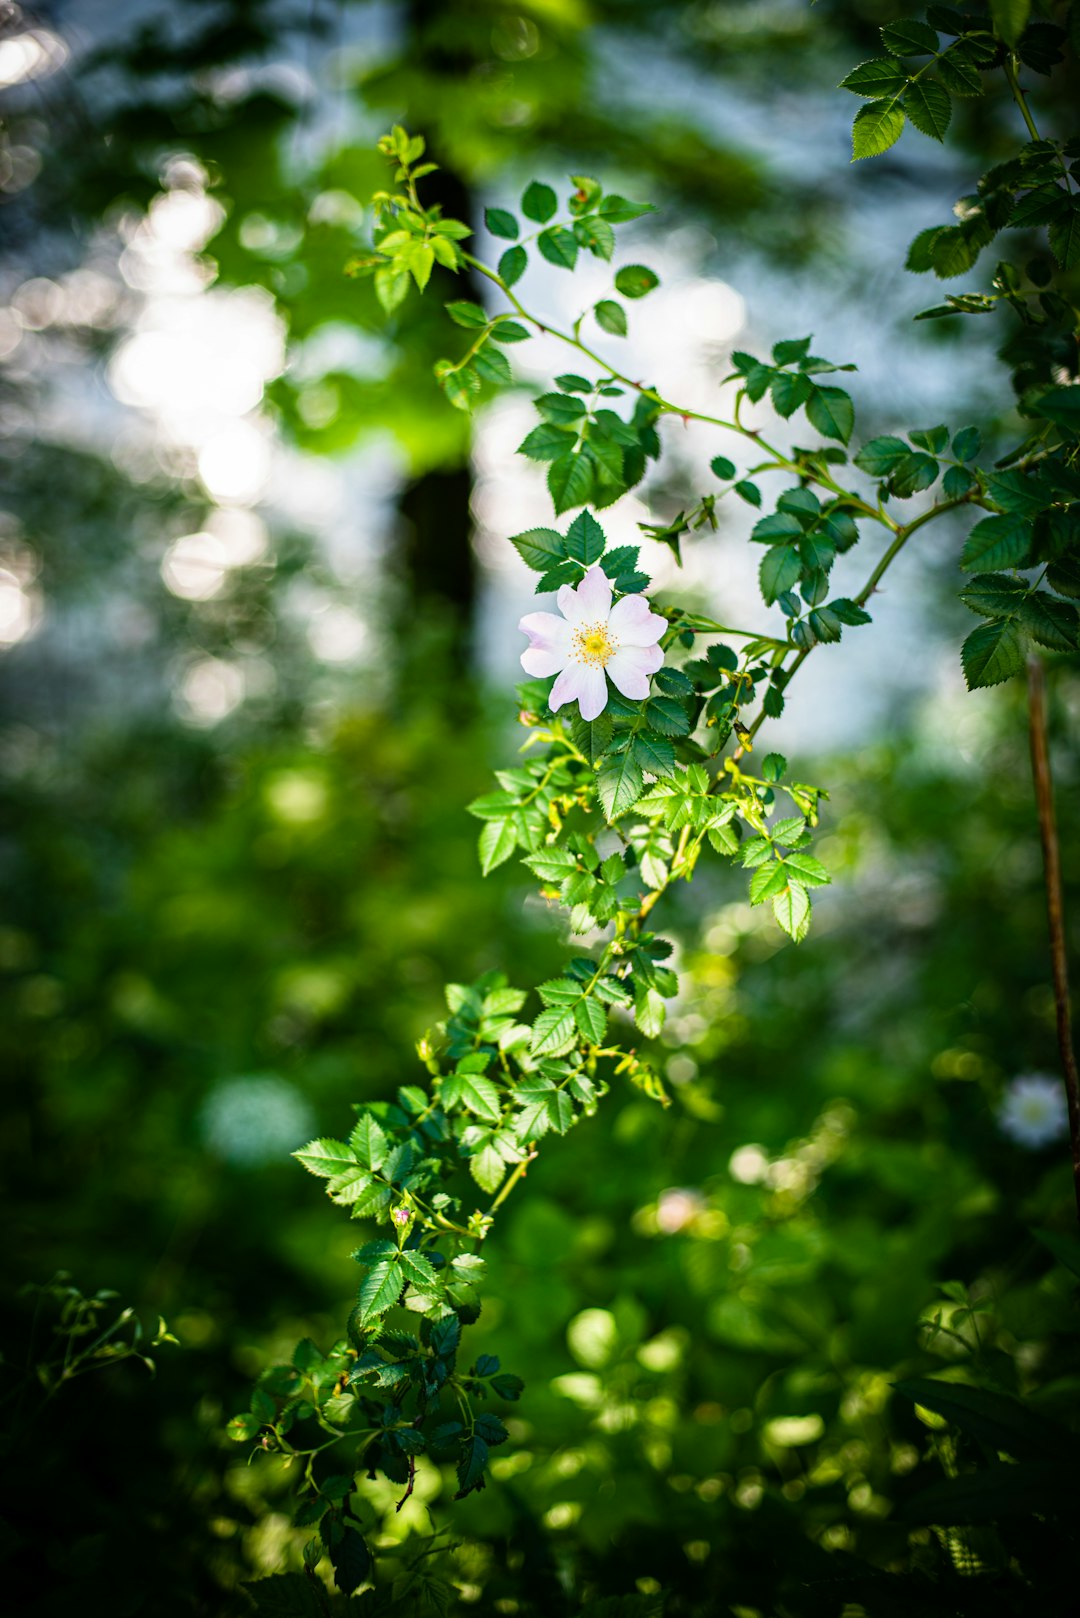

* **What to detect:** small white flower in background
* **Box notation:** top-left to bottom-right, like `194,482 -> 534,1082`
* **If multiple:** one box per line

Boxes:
998,1073 -> 1069,1149
519,565 -> 666,722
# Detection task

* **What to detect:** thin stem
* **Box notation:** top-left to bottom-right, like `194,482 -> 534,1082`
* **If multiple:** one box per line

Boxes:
487,1150 -> 538,1217
1026,655 -> 1080,1224
1004,56 -> 1041,143
463,253 -> 895,525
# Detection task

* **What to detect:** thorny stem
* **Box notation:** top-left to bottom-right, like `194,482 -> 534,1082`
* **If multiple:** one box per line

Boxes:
1026,655 -> 1080,1224
1004,56 -> 1042,144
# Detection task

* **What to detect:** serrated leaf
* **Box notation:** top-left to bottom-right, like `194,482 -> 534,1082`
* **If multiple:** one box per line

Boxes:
485,207 -> 519,240
510,527 -> 567,571
614,264 -> 659,298
634,985 -> 666,1039
537,226 -> 579,269
571,712 -> 614,763
632,733 -> 676,777
356,1261 -> 402,1324
566,511 -> 606,564
521,181 -> 557,222
524,846 -> 578,881
959,514 -> 1032,571
455,1434 -> 490,1496
904,79 -> 951,141
479,818 -> 517,875
499,245 -> 527,287
783,852 -> 831,887
441,1071 -> 503,1124
854,435 -> 910,476
397,1249 -> 439,1290
760,545 -> 802,605
350,1115 -> 388,1172
852,98 -> 905,160
773,882 -> 811,942
530,1007 -> 578,1058
294,1139 -> 355,1179
840,57 -> 910,98
595,298 -> 628,336
1049,204 -> 1080,270
519,423 -> 577,462
806,385 -> 855,444
881,18 -> 939,55
597,752 -> 644,820
574,998 -> 607,1044
959,573 -> 1027,618
445,300 -> 488,330
1020,591 -> 1079,651
548,451 -> 594,514
749,863 -> 790,905
961,618 -> 1026,689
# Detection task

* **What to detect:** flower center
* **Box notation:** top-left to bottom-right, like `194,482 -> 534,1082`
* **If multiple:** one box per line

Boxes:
571,621 -> 616,667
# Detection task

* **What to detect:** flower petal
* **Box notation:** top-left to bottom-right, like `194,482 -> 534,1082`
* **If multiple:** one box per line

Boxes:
519,611 -> 572,676
557,566 -> 613,627
607,642 -> 663,700
550,662 -> 608,721
608,593 -> 666,647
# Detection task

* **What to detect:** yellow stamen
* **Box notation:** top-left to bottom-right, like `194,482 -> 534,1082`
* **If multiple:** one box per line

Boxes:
571,621 -> 617,667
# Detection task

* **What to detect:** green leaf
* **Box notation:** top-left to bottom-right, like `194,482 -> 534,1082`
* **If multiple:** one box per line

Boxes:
614,264 -> 659,298
961,619 -> 1025,689
1049,204 -> 1080,270
479,818 -> 517,875
1032,386 -> 1080,431
710,455 -> 736,480
519,423 -> 576,462
632,733 -> 676,777
537,226 -> 579,270
773,882 -> 811,942
749,863 -> 790,905
441,1071 -> 503,1124
228,1412 -> 261,1442
959,514 -> 1032,571
594,298 -> 628,336
574,215 -> 615,260
455,1434 -> 490,1496
574,998 -> 607,1044
548,451 -> 594,514
329,1526 -> 371,1597
952,425 -> 982,461
530,1007 -> 578,1058
545,1089 -> 576,1134
634,985 -> 666,1039
521,181 -> 557,222
893,1377 -> 1064,1462
806,386 -> 854,444
536,391 -> 587,424
524,846 -> 578,882
937,45 -> 984,97
854,435 -> 910,476
840,57 -> 910,97
644,696 -> 691,737
510,527 -> 567,572
566,511 -> 606,565
350,1115 -> 388,1171
489,320 -> 530,344
880,19 -> 939,55
852,98 -> 905,160
1020,592 -> 1079,651
783,852 -> 830,887
828,597 -> 872,625
990,0 -> 1031,47
772,336 -> 812,365
597,194 -> 655,222
356,1262 -> 402,1324
485,207 -> 519,240
445,300 -> 488,330
597,752 -> 644,820
760,545 -> 801,605
397,1249 -> 439,1290
294,1139 -> 355,1179
499,245 -> 527,287
571,712 -> 614,763
903,79 -> 952,141
735,480 -> 762,506
959,573 -> 1027,618
770,371 -> 812,418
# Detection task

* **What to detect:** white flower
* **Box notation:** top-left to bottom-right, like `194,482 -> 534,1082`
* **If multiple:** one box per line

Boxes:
998,1073 -> 1069,1149
519,566 -> 666,722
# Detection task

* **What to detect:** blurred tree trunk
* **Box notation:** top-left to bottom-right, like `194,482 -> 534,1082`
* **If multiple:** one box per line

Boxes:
396,1 -> 483,671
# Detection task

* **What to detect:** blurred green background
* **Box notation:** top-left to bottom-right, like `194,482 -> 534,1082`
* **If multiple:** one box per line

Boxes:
1,2 -> 1078,1614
